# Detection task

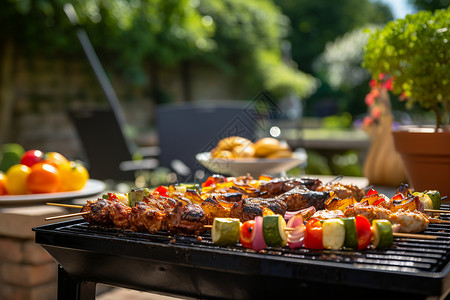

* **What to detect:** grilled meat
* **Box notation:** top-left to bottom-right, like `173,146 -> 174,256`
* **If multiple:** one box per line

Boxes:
259,178 -> 320,196
344,205 -> 429,233
82,198 -> 113,227
166,203 -> 209,235
229,198 -> 287,222
311,209 -> 345,220
109,201 -> 132,229
276,187 -> 331,211
317,182 -> 365,201
130,202 -> 165,233
201,197 -> 232,220
209,192 -> 243,203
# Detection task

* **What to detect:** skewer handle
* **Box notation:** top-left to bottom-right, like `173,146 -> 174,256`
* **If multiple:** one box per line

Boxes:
45,211 -> 90,221
393,232 -> 437,240
424,209 -> 450,214
46,202 -> 84,209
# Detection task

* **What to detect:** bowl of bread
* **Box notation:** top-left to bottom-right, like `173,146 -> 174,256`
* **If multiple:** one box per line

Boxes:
196,136 -> 307,176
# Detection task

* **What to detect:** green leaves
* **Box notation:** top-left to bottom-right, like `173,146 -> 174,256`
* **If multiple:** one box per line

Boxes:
363,9 -> 450,128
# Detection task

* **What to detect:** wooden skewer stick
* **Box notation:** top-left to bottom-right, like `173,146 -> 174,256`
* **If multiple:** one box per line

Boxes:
424,209 -> 450,214
45,211 -> 90,221
46,202 -> 83,209
393,232 -> 437,240
429,218 -> 450,224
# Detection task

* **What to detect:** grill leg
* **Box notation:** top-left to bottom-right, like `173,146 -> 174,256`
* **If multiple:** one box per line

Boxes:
58,265 -> 97,300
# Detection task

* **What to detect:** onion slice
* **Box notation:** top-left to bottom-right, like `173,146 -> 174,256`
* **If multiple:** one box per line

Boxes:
251,216 -> 266,251
286,214 -> 306,249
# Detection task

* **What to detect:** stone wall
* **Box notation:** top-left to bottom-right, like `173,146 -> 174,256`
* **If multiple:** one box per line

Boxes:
3,55 -> 250,160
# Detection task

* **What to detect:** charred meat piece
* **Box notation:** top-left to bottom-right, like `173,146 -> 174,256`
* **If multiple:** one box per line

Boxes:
166,203 -> 208,236
129,202 -> 165,233
109,201 -> 132,229
81,198 -> 113,227
201,197 -> 232,220
229,198 -> 287,222
209,192 -> 243,203
317,183 -> 365,201
276,187 -> 331,211
259,177 -> 322,196
311,209 -> 345,220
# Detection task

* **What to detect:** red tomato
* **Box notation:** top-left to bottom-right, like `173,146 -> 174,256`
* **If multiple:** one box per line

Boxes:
0,172 -> 7,195
304,218 -> 323,249
355,215 -> 372,250
20,150 -> 44,167
26,163 -> 61,193
239,220 -> 255,248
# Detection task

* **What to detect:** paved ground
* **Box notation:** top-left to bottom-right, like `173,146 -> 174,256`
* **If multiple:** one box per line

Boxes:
97,286 -> 181,300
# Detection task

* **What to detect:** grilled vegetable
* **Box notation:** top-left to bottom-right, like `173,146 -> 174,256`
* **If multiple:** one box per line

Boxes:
322,218 -> 345,250
211,218 -> 241,246
355,215 -> 372,250
304,218 -> 323,249
371,219 -> 393,249
128,188 -> 151,207
413,192 -> 433,210
424,190 -> 441,210
240,219 -> 255,248
262,215 -> 287,247
251,216 -> 266,251
342,217 -> 358,249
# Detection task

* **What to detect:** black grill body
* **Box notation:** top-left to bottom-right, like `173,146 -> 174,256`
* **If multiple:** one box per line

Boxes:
34,205 -> 450,300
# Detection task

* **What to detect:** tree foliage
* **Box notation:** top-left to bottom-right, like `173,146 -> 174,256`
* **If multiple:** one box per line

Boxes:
0,0 -> 317,99
363,8 -> 450,129
272,0 -> 393,74
409,0 -> 449,11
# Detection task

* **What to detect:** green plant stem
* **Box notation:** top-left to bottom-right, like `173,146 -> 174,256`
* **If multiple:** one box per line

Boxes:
432,104 -> 441,132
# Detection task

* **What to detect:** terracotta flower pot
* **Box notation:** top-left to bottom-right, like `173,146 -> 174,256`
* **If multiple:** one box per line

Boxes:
392,127 -> 450,199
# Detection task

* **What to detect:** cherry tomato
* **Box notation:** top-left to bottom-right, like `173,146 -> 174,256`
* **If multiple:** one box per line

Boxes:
239,220 -> 255,248
59,161 -> 89,191
26,163 -> 61,193
20,150 -> 44,167
304,218 -> 323,249
43,152 -> 69,169
355,215 -> 372,250
5,164 -> 31,195
0,172 -> 7,195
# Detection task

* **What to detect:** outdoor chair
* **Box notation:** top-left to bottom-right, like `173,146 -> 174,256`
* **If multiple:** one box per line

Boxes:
68,108 -> 158,182
156,101 -> 258,182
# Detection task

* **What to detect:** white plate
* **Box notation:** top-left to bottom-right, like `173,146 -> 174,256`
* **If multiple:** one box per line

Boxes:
0,179 -> 105,205
196,150 -> 307,177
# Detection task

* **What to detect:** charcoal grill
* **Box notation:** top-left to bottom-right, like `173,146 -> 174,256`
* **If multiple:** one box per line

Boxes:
34,204 -> 450,300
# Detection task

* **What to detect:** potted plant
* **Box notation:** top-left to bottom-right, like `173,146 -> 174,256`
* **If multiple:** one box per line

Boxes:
363,8 -> 450,196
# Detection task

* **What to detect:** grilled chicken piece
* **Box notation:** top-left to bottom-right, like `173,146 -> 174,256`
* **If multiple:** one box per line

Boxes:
317,182 -> 365,201
259,177 -> 322,196
166,203 -> 208,235
229,198 -> 287,222
109,201 -> 132,229
201,197 -> 232,220
209,192 -> 243,203
344,205 -> 429,233
82,198 -> 113,227
311,209 -> 345,220
276,187 -> 332,211
129,202 -> 165,233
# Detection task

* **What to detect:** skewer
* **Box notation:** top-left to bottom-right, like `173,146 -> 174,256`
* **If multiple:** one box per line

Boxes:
46,202 -> 83,209
393,232 -> 437,240
429,218 -> 450,224
45,211 -> 90,221
204,225 -> 436,239
424,209 -> 450,214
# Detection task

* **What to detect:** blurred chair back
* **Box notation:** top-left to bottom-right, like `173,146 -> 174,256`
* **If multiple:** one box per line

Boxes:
68,108 -> 146,182
156,101 -> 257,180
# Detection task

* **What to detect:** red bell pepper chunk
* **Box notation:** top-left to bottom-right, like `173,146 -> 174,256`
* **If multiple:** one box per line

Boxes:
304,218 -> 323,249
365,188 -> 378,197
154,185 -> 168,197
202,176 -> 216,188
355,215 -> 372,250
